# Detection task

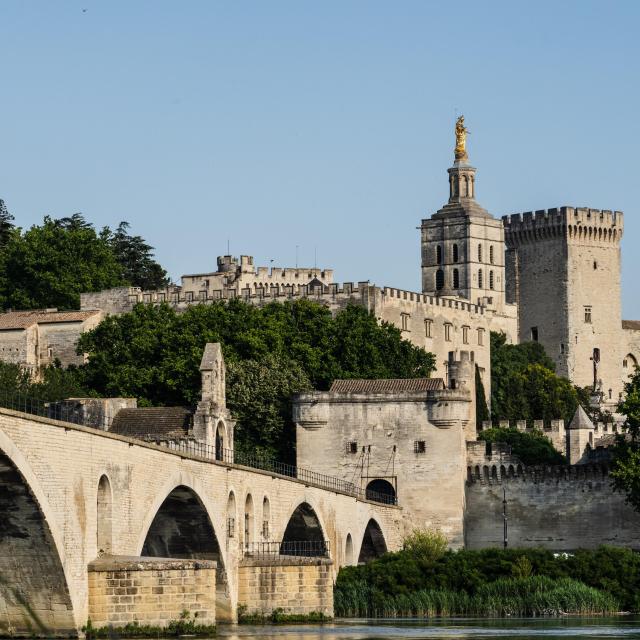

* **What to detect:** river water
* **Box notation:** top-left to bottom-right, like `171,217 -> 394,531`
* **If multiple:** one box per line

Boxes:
217,618 -> 640,639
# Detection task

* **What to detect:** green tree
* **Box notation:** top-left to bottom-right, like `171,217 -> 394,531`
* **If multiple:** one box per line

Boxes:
227,354 -> 312,458
0,199 -> 15,249
611,368 -> 640,511
0,215 -> 125,310
490,332 -> 578,424
478,427 -> 565,465
105,221 -> 169,290
76,299 -> 436,460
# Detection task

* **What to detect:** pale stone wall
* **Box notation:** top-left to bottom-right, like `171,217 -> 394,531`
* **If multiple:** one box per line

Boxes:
0,408 -> 401,633
87,557 -> 216,628
0,327 -> 34,368
465,466 -> 640,550
37,317 -> 102,367
294,384 -> 471,547
504,207 -> 626,409
237,557 -> 332,617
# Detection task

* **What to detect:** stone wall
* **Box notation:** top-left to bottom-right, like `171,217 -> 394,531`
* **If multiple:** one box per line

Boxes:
87,557 -> 216,629
237,557 -> 333,617
465,466 -> 640,550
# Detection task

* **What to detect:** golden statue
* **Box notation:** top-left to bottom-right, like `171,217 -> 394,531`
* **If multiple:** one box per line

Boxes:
454,115 -> 469,161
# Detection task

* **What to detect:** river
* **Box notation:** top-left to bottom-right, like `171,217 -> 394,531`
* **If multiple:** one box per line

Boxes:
216,618 -> 640,639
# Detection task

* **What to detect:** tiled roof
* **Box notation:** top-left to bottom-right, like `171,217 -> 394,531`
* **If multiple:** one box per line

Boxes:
0,310 -> 100,330
622,320 -> 640,331
329,378 -> 445,393
110,407 -> 193,440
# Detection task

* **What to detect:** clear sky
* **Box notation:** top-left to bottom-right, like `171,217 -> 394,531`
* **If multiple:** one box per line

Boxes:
1,1 -> 639,315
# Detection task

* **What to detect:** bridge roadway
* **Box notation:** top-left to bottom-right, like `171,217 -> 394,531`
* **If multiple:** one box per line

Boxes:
0,406 -> 401,634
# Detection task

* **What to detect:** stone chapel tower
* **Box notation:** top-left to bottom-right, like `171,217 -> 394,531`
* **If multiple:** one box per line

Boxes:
421,117 -> 507,312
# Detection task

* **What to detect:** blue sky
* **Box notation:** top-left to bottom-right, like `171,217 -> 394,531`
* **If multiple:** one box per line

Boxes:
1,1 -> 639,316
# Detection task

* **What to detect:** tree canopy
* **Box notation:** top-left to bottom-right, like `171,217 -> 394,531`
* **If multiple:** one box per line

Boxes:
490,332 -> 578,425
0,211 -> 167,311
75,299 -> 436,460
478,427 -> 565,465
611,368 -> 640,511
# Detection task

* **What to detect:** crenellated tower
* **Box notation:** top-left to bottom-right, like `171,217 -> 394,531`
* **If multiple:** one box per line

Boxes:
421,117 -> 507,312
503,207 -> 624,406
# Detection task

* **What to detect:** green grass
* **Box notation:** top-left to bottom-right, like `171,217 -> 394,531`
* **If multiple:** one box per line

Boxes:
237,606 -> 330,624
335,576 -> 618,618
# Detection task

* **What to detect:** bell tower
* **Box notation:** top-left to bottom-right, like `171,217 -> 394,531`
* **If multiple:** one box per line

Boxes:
421,117 -> 507,311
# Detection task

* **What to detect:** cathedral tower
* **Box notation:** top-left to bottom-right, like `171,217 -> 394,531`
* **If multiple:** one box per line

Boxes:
421,117 -> 507,312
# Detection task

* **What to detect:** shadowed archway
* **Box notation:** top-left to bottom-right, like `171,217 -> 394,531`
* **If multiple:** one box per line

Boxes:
141,484 -> 232,620
0,450 -> 75,635
281,502 -> 327,556
358,518 -> 387,564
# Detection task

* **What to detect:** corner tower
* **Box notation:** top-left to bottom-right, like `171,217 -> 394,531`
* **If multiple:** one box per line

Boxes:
421,117 -> 507,312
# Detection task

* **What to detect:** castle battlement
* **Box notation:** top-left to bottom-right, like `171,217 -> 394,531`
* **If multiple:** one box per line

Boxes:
466,461 -> 609,486
382,287 -> 484,315
503,206 -> 623,246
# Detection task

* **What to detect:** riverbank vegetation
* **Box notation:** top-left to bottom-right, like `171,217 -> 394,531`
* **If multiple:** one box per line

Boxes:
335,533 -> 640,617
237,606 -> 330,624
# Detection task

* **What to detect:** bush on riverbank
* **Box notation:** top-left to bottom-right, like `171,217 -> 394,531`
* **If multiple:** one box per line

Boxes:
237,606 -> 330,624
335,545 -> 640,615
335,576 -> 616,618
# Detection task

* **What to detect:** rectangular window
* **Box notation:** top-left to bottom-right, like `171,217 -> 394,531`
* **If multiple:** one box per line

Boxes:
199,290 -> 207,300
425,319 -> 433,338
186,291 -> 194,302
401,312 -> 410,331
462,326 -> 469,344
346,441 -> 358,454
584,306 -> 592,323
560,343 -> 565,354
414,440 -> 426,454
262,521 -> 269,539
444,323 -> 452,342
227,517 -> 235,538
477,328 -> 485,346
531,326 -> 538,342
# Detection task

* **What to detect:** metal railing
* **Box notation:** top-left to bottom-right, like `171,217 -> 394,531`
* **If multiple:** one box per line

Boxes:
244,540 -> 330,558
0,391 -> 398,506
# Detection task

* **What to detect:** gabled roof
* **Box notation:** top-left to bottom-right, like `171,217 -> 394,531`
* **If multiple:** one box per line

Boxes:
0,310 -> 100,330
110,407 -> 192,440
329,378 -> 445,394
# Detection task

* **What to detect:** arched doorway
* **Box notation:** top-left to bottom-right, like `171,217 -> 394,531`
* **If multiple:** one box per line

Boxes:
0,450 -> 75,635
244,494 -> 254,548
345,533 -> 354,565
358,519 -> 387,564
215,421 -> 226,461
97,475 -> 113,555
281,502 -> 327,557
366,479 -> 396,504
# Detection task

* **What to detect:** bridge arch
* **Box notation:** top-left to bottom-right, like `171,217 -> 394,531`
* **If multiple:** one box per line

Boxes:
138,475 -> 232,620
96,474 -> 113,555
0,431 -> 75,635
357,518 -> 387,564
281,501 -> 327,556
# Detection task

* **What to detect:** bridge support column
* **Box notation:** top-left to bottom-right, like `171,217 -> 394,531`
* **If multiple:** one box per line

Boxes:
87,557 -> 217,630
237,557 -> 333,618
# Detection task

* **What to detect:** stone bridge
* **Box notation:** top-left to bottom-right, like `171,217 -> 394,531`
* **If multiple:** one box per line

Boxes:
0,407 -> 401,636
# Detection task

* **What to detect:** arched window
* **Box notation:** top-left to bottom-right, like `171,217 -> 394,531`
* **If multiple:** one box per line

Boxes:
452,243 -> 459,263
453,268 -> 460,289
436,269 -> 444,291
489,270 -> 494,290
366,479 -> 396,504
345,534 -> 354,565
489,245 -> 494,264
215,421 -> 225,461
227,492 -> 236,538
478,244 -> 482,262
478,269 -> 483,289
436,245 -> 442,264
